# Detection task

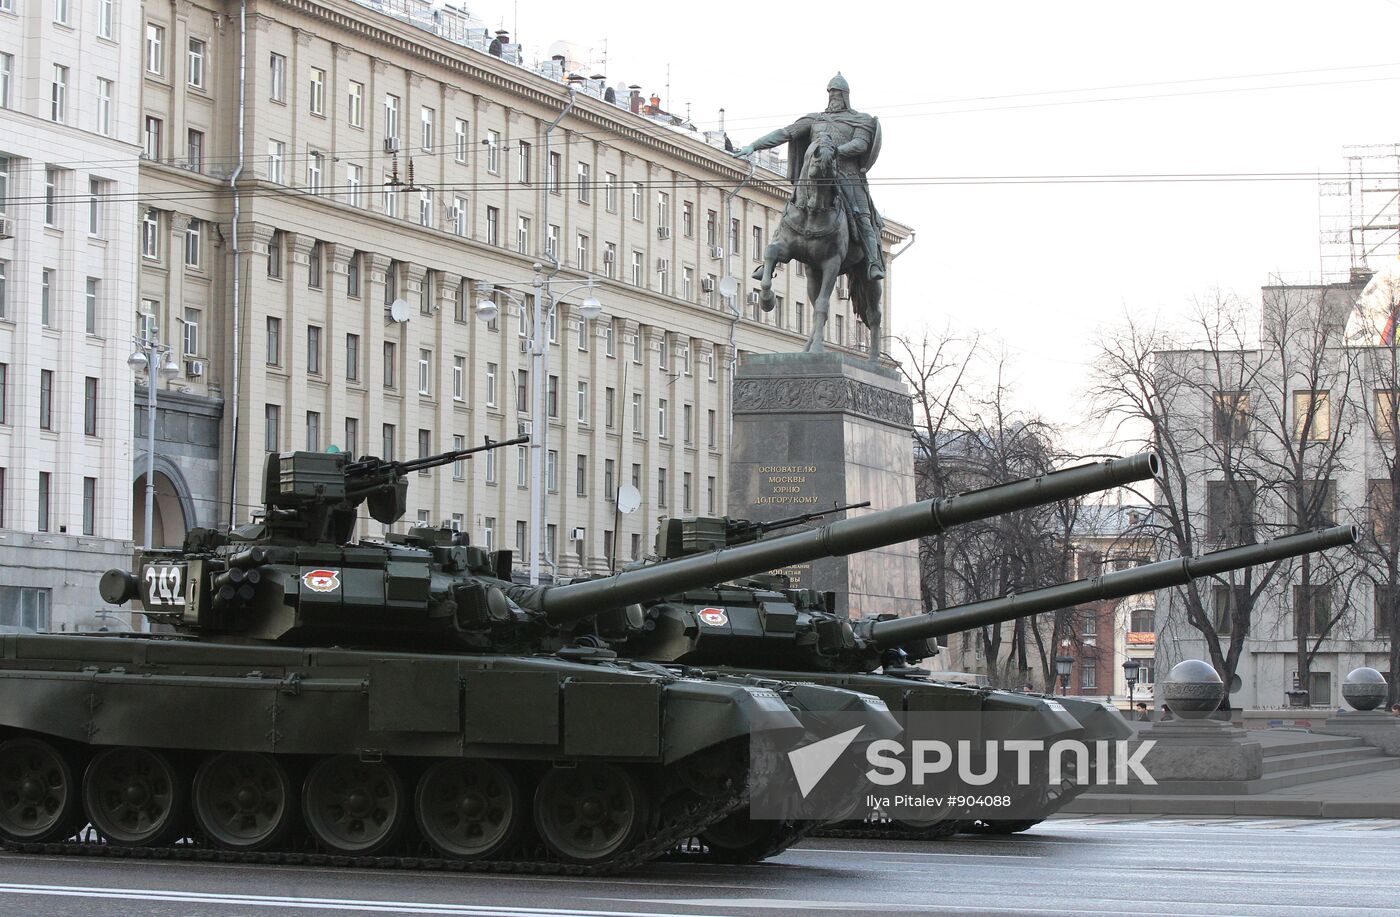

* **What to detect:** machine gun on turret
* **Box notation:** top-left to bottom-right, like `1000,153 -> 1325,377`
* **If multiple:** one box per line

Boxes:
655,501 -> 872,559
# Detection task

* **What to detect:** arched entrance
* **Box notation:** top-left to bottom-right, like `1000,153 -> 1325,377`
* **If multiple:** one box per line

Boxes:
131,469 -> 191,548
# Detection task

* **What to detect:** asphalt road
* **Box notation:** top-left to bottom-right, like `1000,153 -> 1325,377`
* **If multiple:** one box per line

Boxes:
1,816 -> 1396,916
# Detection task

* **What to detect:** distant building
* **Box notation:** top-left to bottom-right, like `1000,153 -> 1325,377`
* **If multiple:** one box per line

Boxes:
0,0 -> 142,630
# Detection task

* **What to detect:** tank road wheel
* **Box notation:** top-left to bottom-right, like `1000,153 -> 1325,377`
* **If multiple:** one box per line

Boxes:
414,759 -> 523,860
533,763 -> 648,865
192,752 -> 294,851
699,813 -> 806,864
302,756 -> 406,854
0,737 -> 81,843
82,747 -> 187,846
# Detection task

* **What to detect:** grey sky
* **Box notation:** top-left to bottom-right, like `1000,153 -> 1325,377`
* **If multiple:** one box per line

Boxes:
483,0 -> 1400,442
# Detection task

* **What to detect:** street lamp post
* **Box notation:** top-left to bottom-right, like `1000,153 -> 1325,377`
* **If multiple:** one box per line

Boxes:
476,268 -> 600,586
1054,654 -> 1074,696
128,328 -> 180,633
1122,657 -> 1141,715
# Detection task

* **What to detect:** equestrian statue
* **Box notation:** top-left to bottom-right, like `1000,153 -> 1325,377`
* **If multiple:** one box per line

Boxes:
734,72 -> 886,364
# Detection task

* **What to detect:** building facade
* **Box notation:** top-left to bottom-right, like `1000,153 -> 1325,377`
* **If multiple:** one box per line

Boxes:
1154,278 -> 1394,709
133,0 -> 908,595
0,0 -> 142,631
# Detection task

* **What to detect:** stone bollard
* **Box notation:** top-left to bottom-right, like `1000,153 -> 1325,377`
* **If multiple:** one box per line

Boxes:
1130,660 -> 1263,787
1316,668 -> 1400,756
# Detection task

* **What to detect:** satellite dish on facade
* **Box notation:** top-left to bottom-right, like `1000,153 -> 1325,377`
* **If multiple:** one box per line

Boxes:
388,298 -> 411,323
717,275 -> 739,299
617,484 -> 641,514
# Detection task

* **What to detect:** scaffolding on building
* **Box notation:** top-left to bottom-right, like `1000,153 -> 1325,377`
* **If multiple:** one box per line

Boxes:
1319,144 -> 1400,284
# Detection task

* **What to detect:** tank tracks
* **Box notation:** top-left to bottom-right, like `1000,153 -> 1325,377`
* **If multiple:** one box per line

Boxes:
4,781 -> 748,877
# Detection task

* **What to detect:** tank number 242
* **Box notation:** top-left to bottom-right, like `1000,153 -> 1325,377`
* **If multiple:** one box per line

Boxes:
143,564 -> 187,607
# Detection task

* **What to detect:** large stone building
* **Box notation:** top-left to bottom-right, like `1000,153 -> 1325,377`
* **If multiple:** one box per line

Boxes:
1154,277 -> 1394,709
0,0 -> 142,630
130,0 -> 909,604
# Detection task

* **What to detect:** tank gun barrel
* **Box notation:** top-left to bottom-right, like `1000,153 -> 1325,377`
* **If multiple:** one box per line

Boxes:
534,451 -> 1160,624
867,524 -> 1358,649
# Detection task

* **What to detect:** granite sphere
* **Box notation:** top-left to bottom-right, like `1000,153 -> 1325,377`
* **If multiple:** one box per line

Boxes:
1342,667 -> 1388,712
1161,659 -> 1224,719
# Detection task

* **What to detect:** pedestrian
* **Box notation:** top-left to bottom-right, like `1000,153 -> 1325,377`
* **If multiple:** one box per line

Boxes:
1135,701 -> 1149,722
1390,703 -> 1400,717
1160,703 -> 1174,721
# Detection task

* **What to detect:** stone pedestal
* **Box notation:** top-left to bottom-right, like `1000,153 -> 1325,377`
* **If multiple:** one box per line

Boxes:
1134,719 -> 1264,783
729,352 -> 917,619
1316,712 -> 1400,756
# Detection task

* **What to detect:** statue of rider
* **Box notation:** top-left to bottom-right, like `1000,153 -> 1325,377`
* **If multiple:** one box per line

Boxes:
734,73 -> 886,281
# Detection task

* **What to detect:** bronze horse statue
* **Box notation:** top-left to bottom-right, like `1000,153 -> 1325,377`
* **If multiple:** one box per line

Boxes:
751,134 -> 883,364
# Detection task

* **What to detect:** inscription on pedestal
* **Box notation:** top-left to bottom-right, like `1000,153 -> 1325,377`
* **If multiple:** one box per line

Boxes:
755,465 -> 821,506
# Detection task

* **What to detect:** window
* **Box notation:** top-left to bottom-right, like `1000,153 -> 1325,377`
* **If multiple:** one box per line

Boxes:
0,585 -> 50,631
95,79 -> 113,136
347,253 -> 361,298
383,175 -> 399,217
142,115 -> 163,160
452,356 -> 465,400
631,250 -> 644,286
1287,480 -> 1335,528
1370,479 -> 1395,544
1375,585 -> 1397,638
83,377 -> 98,435
707,350 -> 716,381
657,399 -> 668,439
1293,390 -> 1331,441
486,207 -> 500,246
485,363 -> 498,407
97,0 -> 113,39
604,172 -> 617,212
1079,658 -> 1096,690
182,307 -> 199,356
50,65 -> 68,123
453,196 -> 467,236
37,473 -> 50,532
752,225 -> 764,260
706,209 -> 717,247
82,477 -> 96,535
384,94 -> 399,143
419,190 -> 432,227
708,409 -> 717,447
631,464 -> 641,489
1081,612 -> 1097,638
86,279 -> 99,335
141,209 -> 159,258
418,349 -> 431,395
656,191 -> 670,228
1308,671 -> 1332,707
186,128 -> 204,171
266,139 -> 285,183
1213,584 -> 1240,636
0,54 -> 12,110
577,381 -> 589,423
383,341 -> 397,389
348,80 -> 364,127
682,201 -> 694,237
1212,391 -> 1251,442
683,404 -> 693,444
146,24 -> 165,75
485,129 -> 500,174
631,392 -> 642,434
546,450 -> 558,492
604,322 -> 616,357
517,140 -> 532,183
1293,584 -> 1332,637
605,387 -> 615,428
707,475 -> 716,513
188,39 -> 206,88
40,270 -> 53,327
452,435 -> 466,480
264,404 -> 280,451
516,445 -> 527,486
344,417 -> 358,459
729,218 -> 740,252
682,267 -> 694,301
547,375 -> 559,418
265,316 -> 281,365
0,363 -> 6,422
577,162 -> 591,202
576,233 -> 589,270
41,167 -> 57,227
381,424 -> 395,461
454,281 -> 469,322
604,459 -> 615,502
454,119 -> 468,162
306,411 -> 321,451
658,468 -> 668,508
631,533 -> 642,560
1129,607 -> 1154,634
576,454 -> 587,496
420,106 -> 434,151
53,0 -> 68,24
516,216 -> 530,255
269,53 -> 285,102
577,317 -> 591,352
417,429 -> 432,470
516,521 -> 527,555
185,219 -> 202,267
548,151 -> 561,192
306,325 -> 322,375
632,329 -> 643,363
836,314 -> 844,345
547,225 -> 559,261
1206,480 -> 1255,542
307,151 -> 324,193
267,230 -> 283,278
604,243 -> 617,280
630,182 -> 643,220
1375,390 -> 1400,440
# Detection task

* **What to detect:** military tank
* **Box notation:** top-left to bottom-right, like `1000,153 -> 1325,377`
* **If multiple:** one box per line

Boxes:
616,509 -> 1356,857
0,444 -> 1155,873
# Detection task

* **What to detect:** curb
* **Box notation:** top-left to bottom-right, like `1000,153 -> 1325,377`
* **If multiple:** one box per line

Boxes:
1062,794 -> 1400,818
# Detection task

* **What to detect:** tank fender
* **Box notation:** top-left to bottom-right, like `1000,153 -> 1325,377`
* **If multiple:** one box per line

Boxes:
980,691 -> 1083,742
1053,696 -> 1134,742
658,680 -> 802,765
